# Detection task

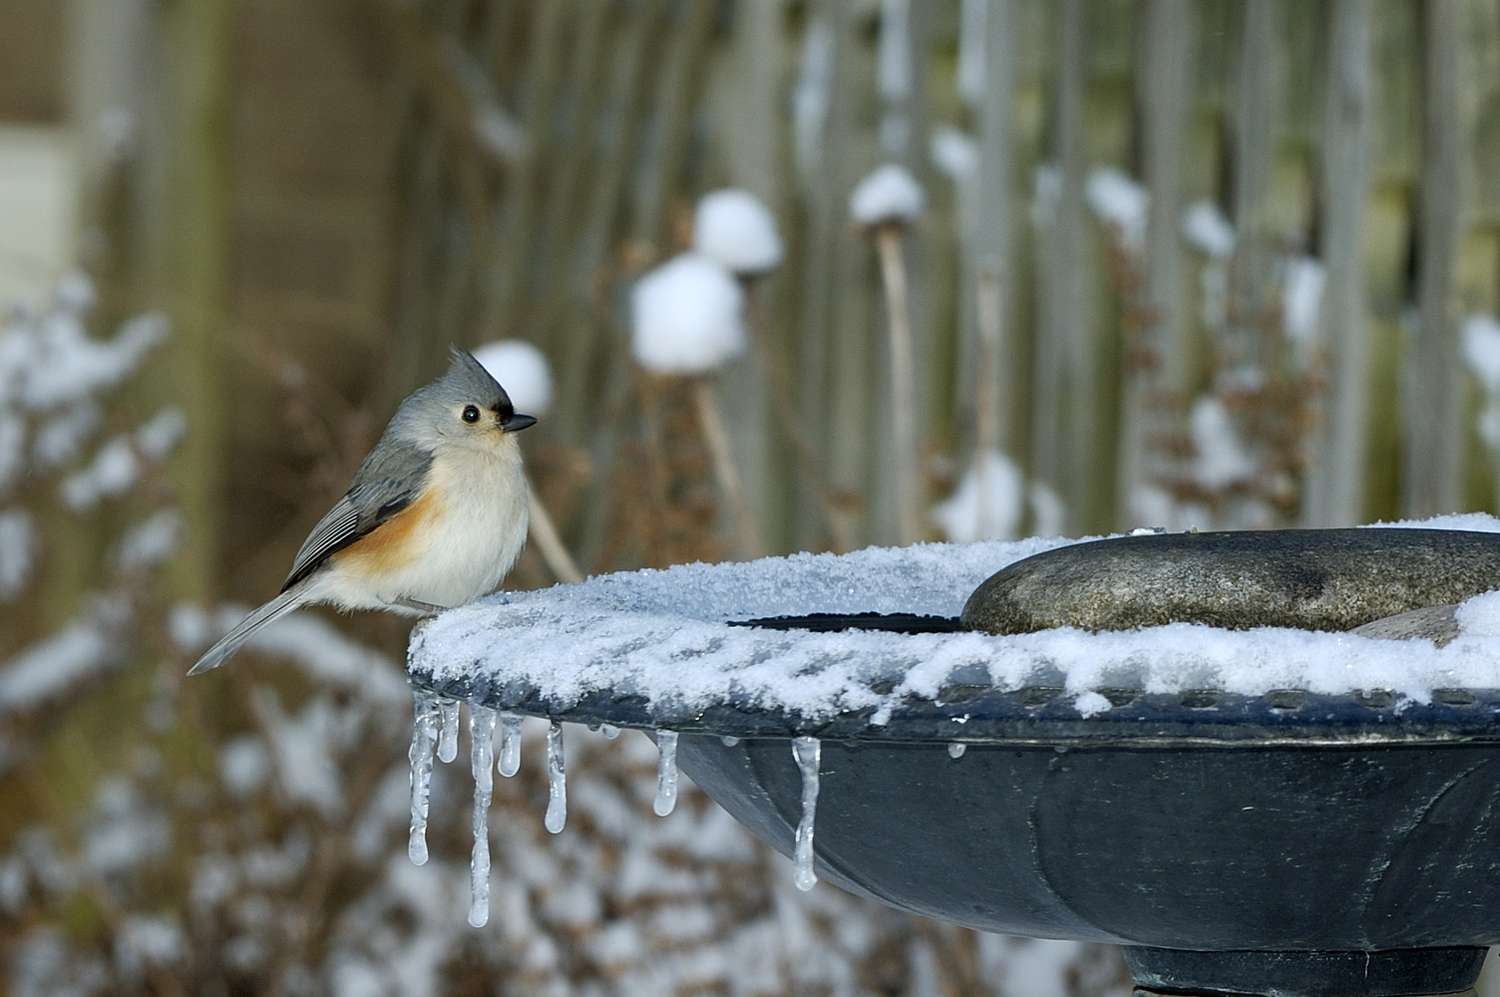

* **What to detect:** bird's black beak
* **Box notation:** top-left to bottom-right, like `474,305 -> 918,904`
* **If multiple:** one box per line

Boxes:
502,412 -> 538,433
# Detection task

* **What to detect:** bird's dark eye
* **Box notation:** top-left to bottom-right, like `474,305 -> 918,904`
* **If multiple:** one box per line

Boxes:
461,405 -> 481,424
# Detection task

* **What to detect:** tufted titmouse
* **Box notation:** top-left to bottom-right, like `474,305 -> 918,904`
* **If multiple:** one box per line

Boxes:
188,347 -> 536,675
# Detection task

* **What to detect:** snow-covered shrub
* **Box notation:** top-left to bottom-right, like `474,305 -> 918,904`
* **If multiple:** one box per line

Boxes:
0,276 -> 177,691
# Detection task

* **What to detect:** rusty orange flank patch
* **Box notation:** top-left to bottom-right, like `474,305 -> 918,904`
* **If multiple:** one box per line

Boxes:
333,487 -> 442,577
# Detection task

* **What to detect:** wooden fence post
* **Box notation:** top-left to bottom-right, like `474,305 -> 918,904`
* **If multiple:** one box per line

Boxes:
1306,0 -> 1374,527
1404,0 -> 1465,517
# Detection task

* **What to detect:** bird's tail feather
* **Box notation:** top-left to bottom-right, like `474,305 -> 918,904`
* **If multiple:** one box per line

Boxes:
187,587 -> 306,676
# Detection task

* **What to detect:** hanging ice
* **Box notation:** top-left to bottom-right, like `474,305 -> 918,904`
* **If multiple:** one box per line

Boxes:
468,704 -> 497,927
792,736 -> 821,891
497,713 -> 523,778
544,722 -> 567,834
653,730 -> 680,817
948,743 -> 967,759
599,723 -> 620,740
407,691 -> 442,866
437,698 -> 461,763
721,736 -> 740,747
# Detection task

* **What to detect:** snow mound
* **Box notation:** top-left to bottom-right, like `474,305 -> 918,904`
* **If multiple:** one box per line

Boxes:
408,516 -> 1500,724
930,450 -> 1024,542
0,509 -> 33,598
472,339 -> 554,416
1189,397 -> 1257,489
1182,200 -> 1235,259
930,126 -> 978,181
1085,167 -> 1148,251
849,164 -> 924,227
631,254 -> 747,375
692,189 -> 783,276
1281,256 -> 1326,346
1462,313 -> 1500,393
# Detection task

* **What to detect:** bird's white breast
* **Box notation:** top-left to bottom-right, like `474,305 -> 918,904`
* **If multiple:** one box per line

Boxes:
325,439 -> 529,612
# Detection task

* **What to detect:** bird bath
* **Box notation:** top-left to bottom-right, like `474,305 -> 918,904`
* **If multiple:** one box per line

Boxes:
407,517 -> 1500,997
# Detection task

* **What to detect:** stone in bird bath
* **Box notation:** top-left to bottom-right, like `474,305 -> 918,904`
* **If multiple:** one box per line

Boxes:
961,528 -> 1500,635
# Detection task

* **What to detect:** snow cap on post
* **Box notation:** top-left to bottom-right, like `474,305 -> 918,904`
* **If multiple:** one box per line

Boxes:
693,189 -> 784,277
631,253 -> 747,376
471,339 -> 554,416
849,163 -> 925,229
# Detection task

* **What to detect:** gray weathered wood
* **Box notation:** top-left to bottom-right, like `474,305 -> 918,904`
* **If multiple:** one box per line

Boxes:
1037,0 -> 1090,533
798,0 -> 860,550
969,0 -> 1016,460
1227,0 -> 1277,378
1403,0 -> 1465,517
1118,0 -> 1193,524
1305,0 -> 1374,528
719,0 -> 783,547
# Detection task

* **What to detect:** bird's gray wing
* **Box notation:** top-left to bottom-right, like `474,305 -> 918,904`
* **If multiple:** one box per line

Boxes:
280,441 -> 434,592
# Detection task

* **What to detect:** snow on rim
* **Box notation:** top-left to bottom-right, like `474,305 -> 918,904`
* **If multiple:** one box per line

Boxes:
408,515 -> 1500,723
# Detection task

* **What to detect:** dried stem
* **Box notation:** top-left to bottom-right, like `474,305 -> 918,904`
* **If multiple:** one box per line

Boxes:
692,378 -> 761,558
875,223 -> 922,544
638,373 -> 670,521
743,285 -> 856,551
526,475 -> 583,583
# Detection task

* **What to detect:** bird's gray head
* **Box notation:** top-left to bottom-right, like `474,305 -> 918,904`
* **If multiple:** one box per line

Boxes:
393,347 -> 538,450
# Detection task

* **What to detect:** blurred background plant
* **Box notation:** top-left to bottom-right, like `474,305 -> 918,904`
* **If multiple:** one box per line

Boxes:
1,0 -> 1498,994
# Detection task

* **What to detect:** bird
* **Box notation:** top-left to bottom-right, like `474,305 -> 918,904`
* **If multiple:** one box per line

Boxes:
187,347 -> 537,675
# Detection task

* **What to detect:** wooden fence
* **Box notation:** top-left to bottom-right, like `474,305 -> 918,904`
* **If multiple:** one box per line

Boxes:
377,0 -> 1500,568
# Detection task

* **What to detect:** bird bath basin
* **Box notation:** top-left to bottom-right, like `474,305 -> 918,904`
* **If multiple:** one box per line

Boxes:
407,517 -> 1500,997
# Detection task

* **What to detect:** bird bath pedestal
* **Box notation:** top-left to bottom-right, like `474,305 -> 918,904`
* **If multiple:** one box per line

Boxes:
408,526 -> 1500,997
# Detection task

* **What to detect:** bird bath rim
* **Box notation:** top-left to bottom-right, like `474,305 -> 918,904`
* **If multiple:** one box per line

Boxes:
405,521 -> 1500,749
407,619 -> 1500,747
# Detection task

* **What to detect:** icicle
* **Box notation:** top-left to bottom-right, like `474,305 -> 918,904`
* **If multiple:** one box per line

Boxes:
468,704 -> 497,927
407,690 -> 441,866
792,736 -> 821,891
437,698 -> 461,763
497,713 -> 523,778
600,724 -> 621,740
544,722 -> 567,834
948,743 -> 967,759
720,735 -> 740,747
653,730 -> 680,817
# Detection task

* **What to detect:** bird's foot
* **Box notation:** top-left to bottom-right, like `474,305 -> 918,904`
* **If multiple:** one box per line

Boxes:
390,597 -> 448,618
